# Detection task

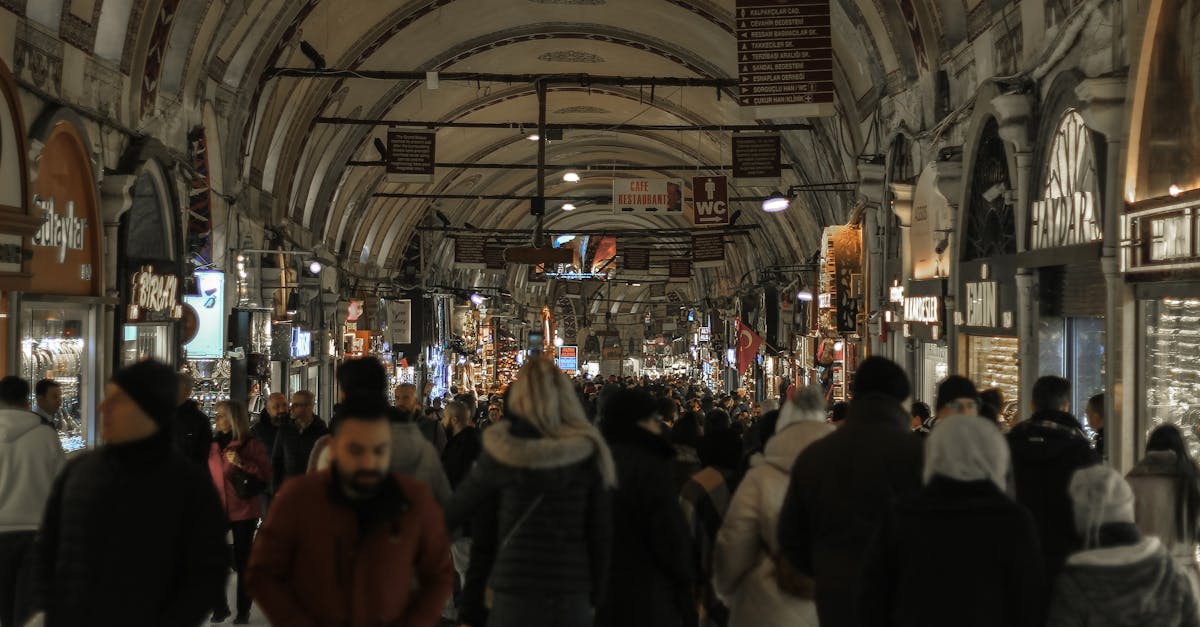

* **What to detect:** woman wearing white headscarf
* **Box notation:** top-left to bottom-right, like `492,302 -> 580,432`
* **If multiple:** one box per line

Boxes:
711,386 -> 831,627
1046,465 -> 1200,627
860,415 -> 1047,627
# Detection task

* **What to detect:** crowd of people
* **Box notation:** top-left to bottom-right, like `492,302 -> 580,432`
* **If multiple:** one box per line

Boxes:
0,354 -> 1199,627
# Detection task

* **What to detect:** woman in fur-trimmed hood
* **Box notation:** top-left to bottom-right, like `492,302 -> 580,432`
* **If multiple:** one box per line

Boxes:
443,356 -> 616,627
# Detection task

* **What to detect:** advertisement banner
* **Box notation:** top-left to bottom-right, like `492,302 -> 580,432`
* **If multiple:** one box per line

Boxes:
183,270 -> 225,359
387,299 -> 412,345
613,178 -> 684,213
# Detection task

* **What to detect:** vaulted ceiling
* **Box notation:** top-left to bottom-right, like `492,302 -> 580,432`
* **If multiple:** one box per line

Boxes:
19,0 -> 967,303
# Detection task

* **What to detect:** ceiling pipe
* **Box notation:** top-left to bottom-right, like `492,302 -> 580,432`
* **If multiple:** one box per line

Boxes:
265,68 -> 737,87
374,192 -> 838,202
346,160 -> 804,170
316,116 -> 812,132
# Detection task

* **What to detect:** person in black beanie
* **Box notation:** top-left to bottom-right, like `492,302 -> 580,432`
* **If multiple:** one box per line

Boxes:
30,360 -> 227,627
777,357 -> 924,627
595,388 -> 693,627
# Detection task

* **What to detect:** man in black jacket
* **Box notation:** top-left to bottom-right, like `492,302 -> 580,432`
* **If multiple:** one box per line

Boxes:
1008,375 -> 1100,578
252,392 -> 289,511
777,357 -> 924,627
271,390 -> 329,491
31,361 -> 227,627
441,400 -> 482,489
174,374 -> 212,465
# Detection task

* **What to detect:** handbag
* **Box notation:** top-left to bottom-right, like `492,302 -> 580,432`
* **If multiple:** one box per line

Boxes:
229,463 -> 267,499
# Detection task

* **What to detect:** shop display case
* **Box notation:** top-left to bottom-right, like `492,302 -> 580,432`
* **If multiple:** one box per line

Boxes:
1143,298 -> 1200,458
19,304 -> 97,452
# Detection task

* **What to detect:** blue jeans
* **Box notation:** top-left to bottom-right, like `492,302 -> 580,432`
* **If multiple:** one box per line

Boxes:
489,591 -> 593,627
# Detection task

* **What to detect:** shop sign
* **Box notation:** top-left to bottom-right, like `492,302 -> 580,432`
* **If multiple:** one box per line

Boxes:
830,226 -> 862,333
183,271 -> 225,359
698,326 -> 711,342
127,266 -> 182,321
613,178 -> 684,213
1029,110 -> 1101,251
1122,192 -> 1200,274
903,295 -> 940,324
691,176 -> 729,226
387,299 -> 412,345
957,261 -> 1017,332
557,345 -> 578,371
31,196 -> 86,264
965,281 -> 997,328
292,328 -> 312,359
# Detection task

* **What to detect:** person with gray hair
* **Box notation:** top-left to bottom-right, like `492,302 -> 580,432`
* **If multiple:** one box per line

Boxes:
712,386 -> 831,627
1047,465 -> 1200,627
860,415 -> 1046,627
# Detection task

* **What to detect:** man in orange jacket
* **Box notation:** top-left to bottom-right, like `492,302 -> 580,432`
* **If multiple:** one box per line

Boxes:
247,396 -> 453,627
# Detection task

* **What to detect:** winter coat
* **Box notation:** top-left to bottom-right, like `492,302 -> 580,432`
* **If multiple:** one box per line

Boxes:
674,444 -> 703,490
776,394 -> 924,627
444,419 -> 613,627
713,420 -> 831,627
272,416 -> 329,490
1007,409 -> 1101,577
389,421 -> 452,504
251,412 -> 284,487
418,416 -> 448,453
246,470 -> 454,627
0,408 -> 65,532
33,431 -> 227,627
1047,536 -> 1200,627
207,435 -> 272,522
859,477 -> 1047,627
595,428 -> 694,627
174,399 -> 213,465
680,465 -> 742,627
1127,450 -> 1200,598
441,425 -> 483,489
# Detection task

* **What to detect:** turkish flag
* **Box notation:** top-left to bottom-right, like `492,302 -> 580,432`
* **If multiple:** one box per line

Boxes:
735,318 -> 764,375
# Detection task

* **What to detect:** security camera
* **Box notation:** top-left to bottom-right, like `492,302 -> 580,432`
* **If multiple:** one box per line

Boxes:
982,183 -> 1006,203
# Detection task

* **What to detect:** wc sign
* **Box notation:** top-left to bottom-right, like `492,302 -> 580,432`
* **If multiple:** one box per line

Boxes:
692,176 -> 729,226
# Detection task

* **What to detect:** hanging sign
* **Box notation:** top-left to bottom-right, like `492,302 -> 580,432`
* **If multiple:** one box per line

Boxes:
830,226 -> 862,333
691,176 -> 729,226
557,345 -> 579,372
668,259 -> 692,280
454,235 -> 487,268
1029,111 -> 1101,251
183,271 -> 225,359
732,134 -> 782,186
386,130 -> 435,183
736,0 -> 836,117
291,328 -> 313,359
692,233 -> 725,268
127,265 -> 182,321
485,245 -> 507,270
698,326 -> 712,342
387,299 -> 412,345
623,248 -> 650,271
613,178 -> 684,213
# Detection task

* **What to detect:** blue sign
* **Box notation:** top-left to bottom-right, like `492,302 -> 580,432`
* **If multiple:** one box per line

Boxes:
557,346 -> 579,372
292,328 -> 312,358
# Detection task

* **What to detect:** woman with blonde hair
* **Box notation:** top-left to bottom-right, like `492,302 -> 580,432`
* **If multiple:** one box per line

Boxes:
444,356 -> 616,627
207,400 -> 271,624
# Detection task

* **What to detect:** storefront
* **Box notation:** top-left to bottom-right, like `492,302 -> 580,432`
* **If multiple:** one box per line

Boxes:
18,114 -> 105,451
1021,96 -> 1107,419
815,225 -> 863,401
903,279 -> 949,406
182,272 -> 233,417
118,160 -> 183,367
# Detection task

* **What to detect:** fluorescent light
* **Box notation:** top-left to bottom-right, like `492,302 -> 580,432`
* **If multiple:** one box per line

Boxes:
632,283 -> 642,287
797,290 -> 813,301
563,171 -> 581,183
555,235 -> 577,245
527,133 -> 540,141
562,203 -> 576,211
762,192 -> 790,212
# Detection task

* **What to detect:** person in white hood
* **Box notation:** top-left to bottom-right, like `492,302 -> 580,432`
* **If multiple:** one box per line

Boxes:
0,376 -> 64,627
712,386 -> 831,627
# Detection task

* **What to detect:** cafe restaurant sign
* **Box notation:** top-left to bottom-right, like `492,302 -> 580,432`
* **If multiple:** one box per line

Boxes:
127,265 -> 182,321
1028,110 -> 1102,250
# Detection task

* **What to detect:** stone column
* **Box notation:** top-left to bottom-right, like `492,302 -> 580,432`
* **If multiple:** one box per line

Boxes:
891,182 -> 915,368
933,157 -> 963,369
858,162 -> 887,358
1077,77 -> 1132,470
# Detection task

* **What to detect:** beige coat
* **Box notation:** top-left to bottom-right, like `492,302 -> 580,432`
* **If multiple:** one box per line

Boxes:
1127,450 -> 1200,599
712,419 -> 831,627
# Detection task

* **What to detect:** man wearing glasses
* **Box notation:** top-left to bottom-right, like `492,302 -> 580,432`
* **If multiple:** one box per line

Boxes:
271,390 -> 328,491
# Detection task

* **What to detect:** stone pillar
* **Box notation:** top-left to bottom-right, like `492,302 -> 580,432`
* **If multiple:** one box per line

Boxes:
858,162 -> 887,358
890,182 -> 915,368
933,158 -> 963,368
1077,77 -> 1132,470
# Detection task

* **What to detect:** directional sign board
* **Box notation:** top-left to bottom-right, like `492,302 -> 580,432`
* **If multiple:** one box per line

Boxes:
736,0 -> 836,117
692,176 -> 729,226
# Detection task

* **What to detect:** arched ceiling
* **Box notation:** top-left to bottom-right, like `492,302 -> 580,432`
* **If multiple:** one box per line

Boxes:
23,0 -> 966,303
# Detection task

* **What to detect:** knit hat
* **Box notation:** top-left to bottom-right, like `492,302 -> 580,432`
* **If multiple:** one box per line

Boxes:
936,375 -> 979,411
110,361 -> 179,431
1070,465 -> 1136,547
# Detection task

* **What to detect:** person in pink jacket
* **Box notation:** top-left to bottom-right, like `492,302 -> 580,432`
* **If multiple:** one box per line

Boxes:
208,400 -> 271,624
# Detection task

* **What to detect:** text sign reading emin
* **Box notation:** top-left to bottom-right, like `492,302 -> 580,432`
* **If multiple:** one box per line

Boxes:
965,281 -> 998,328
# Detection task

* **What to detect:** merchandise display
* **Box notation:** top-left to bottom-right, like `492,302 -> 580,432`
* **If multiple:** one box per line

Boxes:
1144,298 -> 1200,458
20,309 -> 91,452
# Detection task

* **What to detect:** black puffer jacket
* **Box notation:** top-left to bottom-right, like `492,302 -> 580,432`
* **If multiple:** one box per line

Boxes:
445,418 -> 612,625
173,399 -> 212,465
594,427 -> 694,627
33,431 -> 228,627
777,394 -> 924,627
1008,409 -> 1101,577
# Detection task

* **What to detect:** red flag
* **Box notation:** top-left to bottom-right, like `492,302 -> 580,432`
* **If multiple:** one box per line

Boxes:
735,318 -> 764,375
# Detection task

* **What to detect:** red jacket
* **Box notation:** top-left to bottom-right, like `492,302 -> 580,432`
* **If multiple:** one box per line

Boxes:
207,436 -> 271,522
245,470 -> 453,627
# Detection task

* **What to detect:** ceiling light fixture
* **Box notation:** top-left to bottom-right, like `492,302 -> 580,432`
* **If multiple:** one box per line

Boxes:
563,171 -> 581,183
761,191 -> 790,213
797,290 -> 813,302
561,202 -> 576,211
308,260 -> 323,274
1170,184 -> 1183,197
469,293 -> 486,306
527,133 -> 540,142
